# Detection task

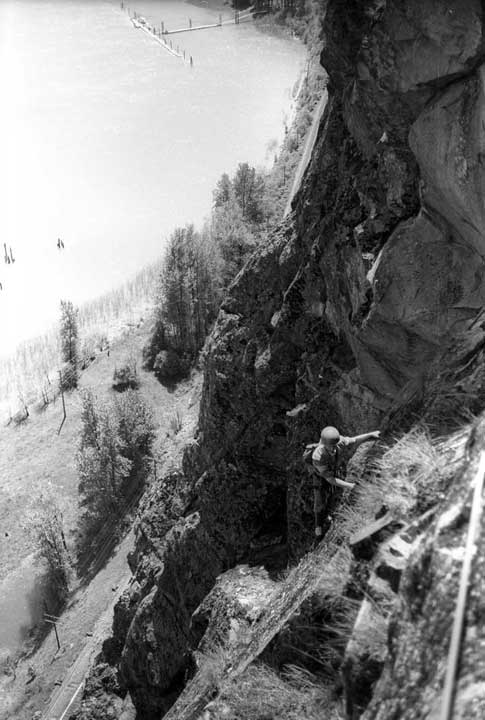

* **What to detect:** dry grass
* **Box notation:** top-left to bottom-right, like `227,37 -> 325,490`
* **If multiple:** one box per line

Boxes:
267,594 -> 358,681
210,662 -> 341,720
169,407 -> 183,435
374,426 -> 452,514
336,425 -> 451,539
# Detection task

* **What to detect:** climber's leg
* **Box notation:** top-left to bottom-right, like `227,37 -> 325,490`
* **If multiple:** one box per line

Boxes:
313,482 -> 324,538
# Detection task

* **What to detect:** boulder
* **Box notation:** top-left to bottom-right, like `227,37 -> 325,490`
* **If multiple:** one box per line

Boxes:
191,565 -> 278,656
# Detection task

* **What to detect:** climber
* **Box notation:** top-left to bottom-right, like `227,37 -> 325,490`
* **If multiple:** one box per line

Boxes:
308,425 -> 380,540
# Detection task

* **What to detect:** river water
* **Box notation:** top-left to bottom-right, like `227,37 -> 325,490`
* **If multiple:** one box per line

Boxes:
0,0 -> 305,356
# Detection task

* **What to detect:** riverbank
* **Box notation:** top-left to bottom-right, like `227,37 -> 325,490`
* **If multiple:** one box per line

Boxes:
186,0 -> 233,14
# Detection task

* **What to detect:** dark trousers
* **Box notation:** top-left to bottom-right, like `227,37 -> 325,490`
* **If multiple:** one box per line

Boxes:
313,477 -> 343,533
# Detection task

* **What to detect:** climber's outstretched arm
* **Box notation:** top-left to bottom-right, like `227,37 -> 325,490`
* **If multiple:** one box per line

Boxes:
350,430 -> 381,447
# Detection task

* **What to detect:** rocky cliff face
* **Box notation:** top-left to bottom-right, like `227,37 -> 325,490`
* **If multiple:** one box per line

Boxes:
77,2 -> 485,718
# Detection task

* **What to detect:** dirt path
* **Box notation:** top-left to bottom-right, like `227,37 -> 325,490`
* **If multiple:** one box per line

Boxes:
0,531 -> 135,720
283,89 -> 328,218
41,540 -> 135,720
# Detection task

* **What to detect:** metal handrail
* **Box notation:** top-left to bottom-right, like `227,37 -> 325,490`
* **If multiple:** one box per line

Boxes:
439,450 -> 485,720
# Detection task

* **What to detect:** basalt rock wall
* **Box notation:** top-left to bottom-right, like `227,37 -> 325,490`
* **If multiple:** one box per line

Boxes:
108,2 -> 485,717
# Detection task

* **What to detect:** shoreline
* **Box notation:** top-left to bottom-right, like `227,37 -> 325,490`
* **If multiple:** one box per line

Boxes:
185,0 -> 235,15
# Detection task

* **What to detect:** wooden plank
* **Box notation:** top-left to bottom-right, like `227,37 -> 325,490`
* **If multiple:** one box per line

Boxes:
349,512 -> 394,547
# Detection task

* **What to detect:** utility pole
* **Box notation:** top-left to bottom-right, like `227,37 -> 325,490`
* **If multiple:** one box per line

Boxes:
57,370 -> 66,435
44,613 -> 61,651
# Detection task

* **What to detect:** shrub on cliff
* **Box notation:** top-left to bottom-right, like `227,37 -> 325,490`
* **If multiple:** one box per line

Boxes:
212,663 -> 333,720
142,311 -> 167,370
112,362 -> 139,392
153,349 -> 183,382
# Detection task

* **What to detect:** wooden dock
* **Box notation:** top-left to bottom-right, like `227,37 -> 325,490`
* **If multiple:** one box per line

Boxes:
163,11 -> 254,35
123,3 -> 257,65
131,18 -> 184,59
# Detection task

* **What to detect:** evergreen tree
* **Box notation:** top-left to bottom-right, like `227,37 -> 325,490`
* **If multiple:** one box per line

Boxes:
79,389 -> 99,451
156,224 -> 220,358
59,300 -> 79,388
232,163 -> 265,223
213,172 -> 232,207
113,389 -> 155,477
76,390 -> 154,562
211,196 -> 257,286
145,163 -> 267,377
59,300 -> 79,366
77,406 -> 130,523
76,398 -> 130,554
